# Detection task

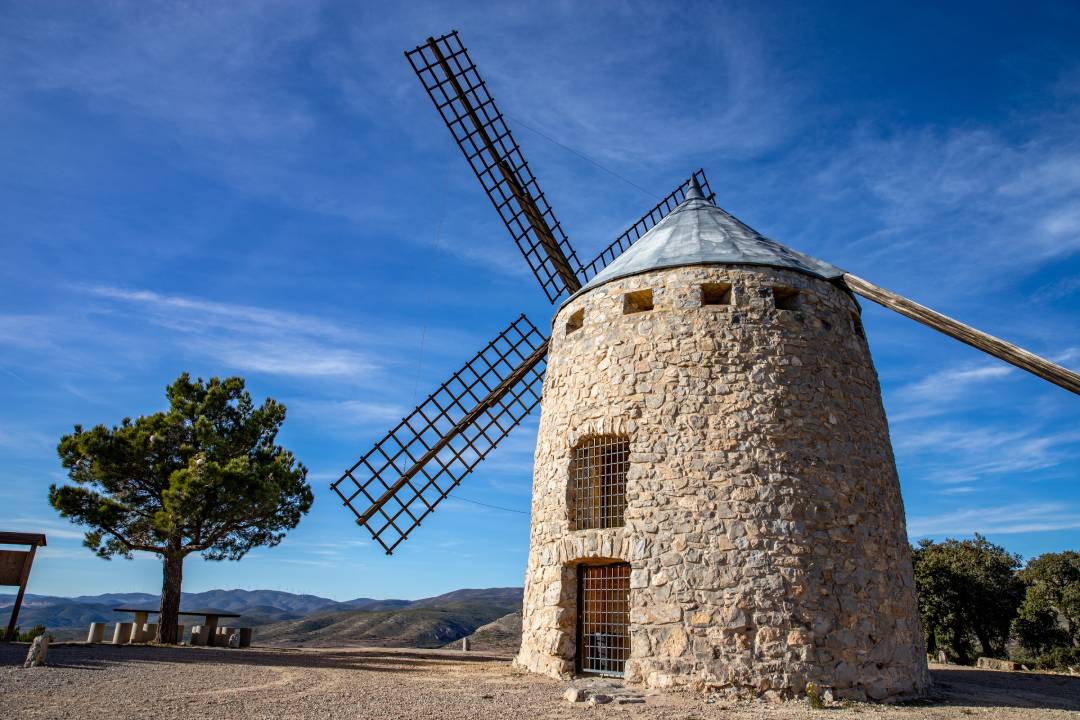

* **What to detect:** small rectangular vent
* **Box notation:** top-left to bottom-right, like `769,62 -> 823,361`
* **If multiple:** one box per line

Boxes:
773,286 -> 799,311
623,289 -> 653,315
701,283 -> 732,306
566,308 -> 584,335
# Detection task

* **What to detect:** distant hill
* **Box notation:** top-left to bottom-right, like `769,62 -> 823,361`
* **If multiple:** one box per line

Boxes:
257,589 -> 523,648
1,587 -> 523,646
343,598 -> 413,612
14,602 -> 117,635
409,587 -> 522,609
170,589 -> 345,615
445,611 -> 522,654
1,589 -> 346,615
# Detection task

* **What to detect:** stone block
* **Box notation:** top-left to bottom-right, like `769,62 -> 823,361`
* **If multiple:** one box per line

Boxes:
976,657 -> 1019,671
630,604 -> 681,624
563,687 -> 586,703
23,635 -> 48,668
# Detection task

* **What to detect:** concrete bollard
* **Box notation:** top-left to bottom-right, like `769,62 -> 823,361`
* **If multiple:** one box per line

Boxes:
23,636 -> 49,668
112,622 -> 133,645
238,628 -> 253,648
142,623 -> 158,643
87,623 -> 105,643
218,627 -> 236,648
462,637 -> 471,652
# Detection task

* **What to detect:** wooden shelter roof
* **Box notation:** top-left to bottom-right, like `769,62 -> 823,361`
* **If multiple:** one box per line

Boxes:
0,532 -> 47,547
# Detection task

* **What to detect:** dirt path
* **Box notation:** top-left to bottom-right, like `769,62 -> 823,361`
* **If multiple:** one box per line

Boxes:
2,644 -> 1078,720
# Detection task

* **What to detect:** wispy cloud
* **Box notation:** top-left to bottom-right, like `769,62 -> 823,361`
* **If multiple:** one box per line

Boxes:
0,315 -> 58,351
909,502 -> 1080,537
329,2 -> 806,167
3,517 -> 89,541
0,424 -> 55,453
1033,275 -> 1080,303
810,109 -> 1080,286
90,287 -> 352,340
4,2 -> 320,142
894,363 -> 1014,410
288,399 -> 408,433
895,425 -> 1079,479
87,286 -> 380,380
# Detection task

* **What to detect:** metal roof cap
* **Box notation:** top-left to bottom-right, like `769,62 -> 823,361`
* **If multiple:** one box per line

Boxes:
563,181 -> 845,308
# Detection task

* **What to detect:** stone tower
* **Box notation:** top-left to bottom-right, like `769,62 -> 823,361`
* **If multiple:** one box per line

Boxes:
514,182 -> 929,701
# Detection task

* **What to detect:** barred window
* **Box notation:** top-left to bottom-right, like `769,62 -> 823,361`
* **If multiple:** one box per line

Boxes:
570,435 -> 629,530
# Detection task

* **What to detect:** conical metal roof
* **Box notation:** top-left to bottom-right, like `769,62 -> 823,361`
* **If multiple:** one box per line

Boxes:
572,178 -> 844,301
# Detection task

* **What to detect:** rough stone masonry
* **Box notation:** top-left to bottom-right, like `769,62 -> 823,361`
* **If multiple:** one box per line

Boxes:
513,263 -> 929,701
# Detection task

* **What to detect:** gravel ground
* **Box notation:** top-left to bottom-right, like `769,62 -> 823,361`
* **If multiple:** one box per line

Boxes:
2,643 -> 1079,720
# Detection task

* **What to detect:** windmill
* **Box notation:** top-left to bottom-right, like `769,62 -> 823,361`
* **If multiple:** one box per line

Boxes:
331,31 -> 1080,697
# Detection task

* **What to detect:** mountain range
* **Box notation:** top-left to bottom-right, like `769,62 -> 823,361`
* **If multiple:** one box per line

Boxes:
0,587 -> 523,648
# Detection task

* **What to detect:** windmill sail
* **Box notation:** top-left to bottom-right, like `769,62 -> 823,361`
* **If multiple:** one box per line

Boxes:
332,315 -> 548,554
577,169 -> 716,283
407,31 -> 583,303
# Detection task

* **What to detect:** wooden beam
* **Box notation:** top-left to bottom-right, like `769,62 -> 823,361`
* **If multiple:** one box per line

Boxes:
5,544 -> 38,641
842,273 -> 1080,396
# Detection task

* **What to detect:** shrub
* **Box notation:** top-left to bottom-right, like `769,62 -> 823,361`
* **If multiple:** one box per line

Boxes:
1035,646 -> 1080,671
1,625 -> 51,642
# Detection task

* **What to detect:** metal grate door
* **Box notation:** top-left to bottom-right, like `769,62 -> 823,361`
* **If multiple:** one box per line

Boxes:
578,563 -> 630,676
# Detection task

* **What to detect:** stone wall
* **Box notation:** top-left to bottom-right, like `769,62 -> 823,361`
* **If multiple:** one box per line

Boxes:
513,264 -> 929,701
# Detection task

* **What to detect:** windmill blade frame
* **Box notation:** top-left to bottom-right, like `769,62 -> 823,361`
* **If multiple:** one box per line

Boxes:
407,31 -> 583,303
332,314 -> 548,554
577,169 -> 716,283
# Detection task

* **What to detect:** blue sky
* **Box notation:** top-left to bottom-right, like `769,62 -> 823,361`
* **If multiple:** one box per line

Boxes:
2,1 -> 1079,601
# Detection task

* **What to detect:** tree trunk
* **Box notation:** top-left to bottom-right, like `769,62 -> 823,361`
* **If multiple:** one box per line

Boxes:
974,627 -> 994,658
156,551 -> 184,644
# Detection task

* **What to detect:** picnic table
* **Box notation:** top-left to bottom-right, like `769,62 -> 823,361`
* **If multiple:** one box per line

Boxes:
113,607 -> 242,645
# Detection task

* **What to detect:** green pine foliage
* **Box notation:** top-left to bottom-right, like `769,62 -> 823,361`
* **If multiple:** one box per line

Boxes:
49,373 -> 313,644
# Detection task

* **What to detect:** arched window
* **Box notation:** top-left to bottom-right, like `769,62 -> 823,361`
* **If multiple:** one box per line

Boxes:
570,435 -> 629,530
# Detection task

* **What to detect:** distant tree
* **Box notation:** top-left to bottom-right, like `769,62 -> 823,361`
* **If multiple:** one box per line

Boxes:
1,624 -> 50,642
1013,551 -> 1080,659
50,374 -> 313,644
912,534 -> 1024,663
